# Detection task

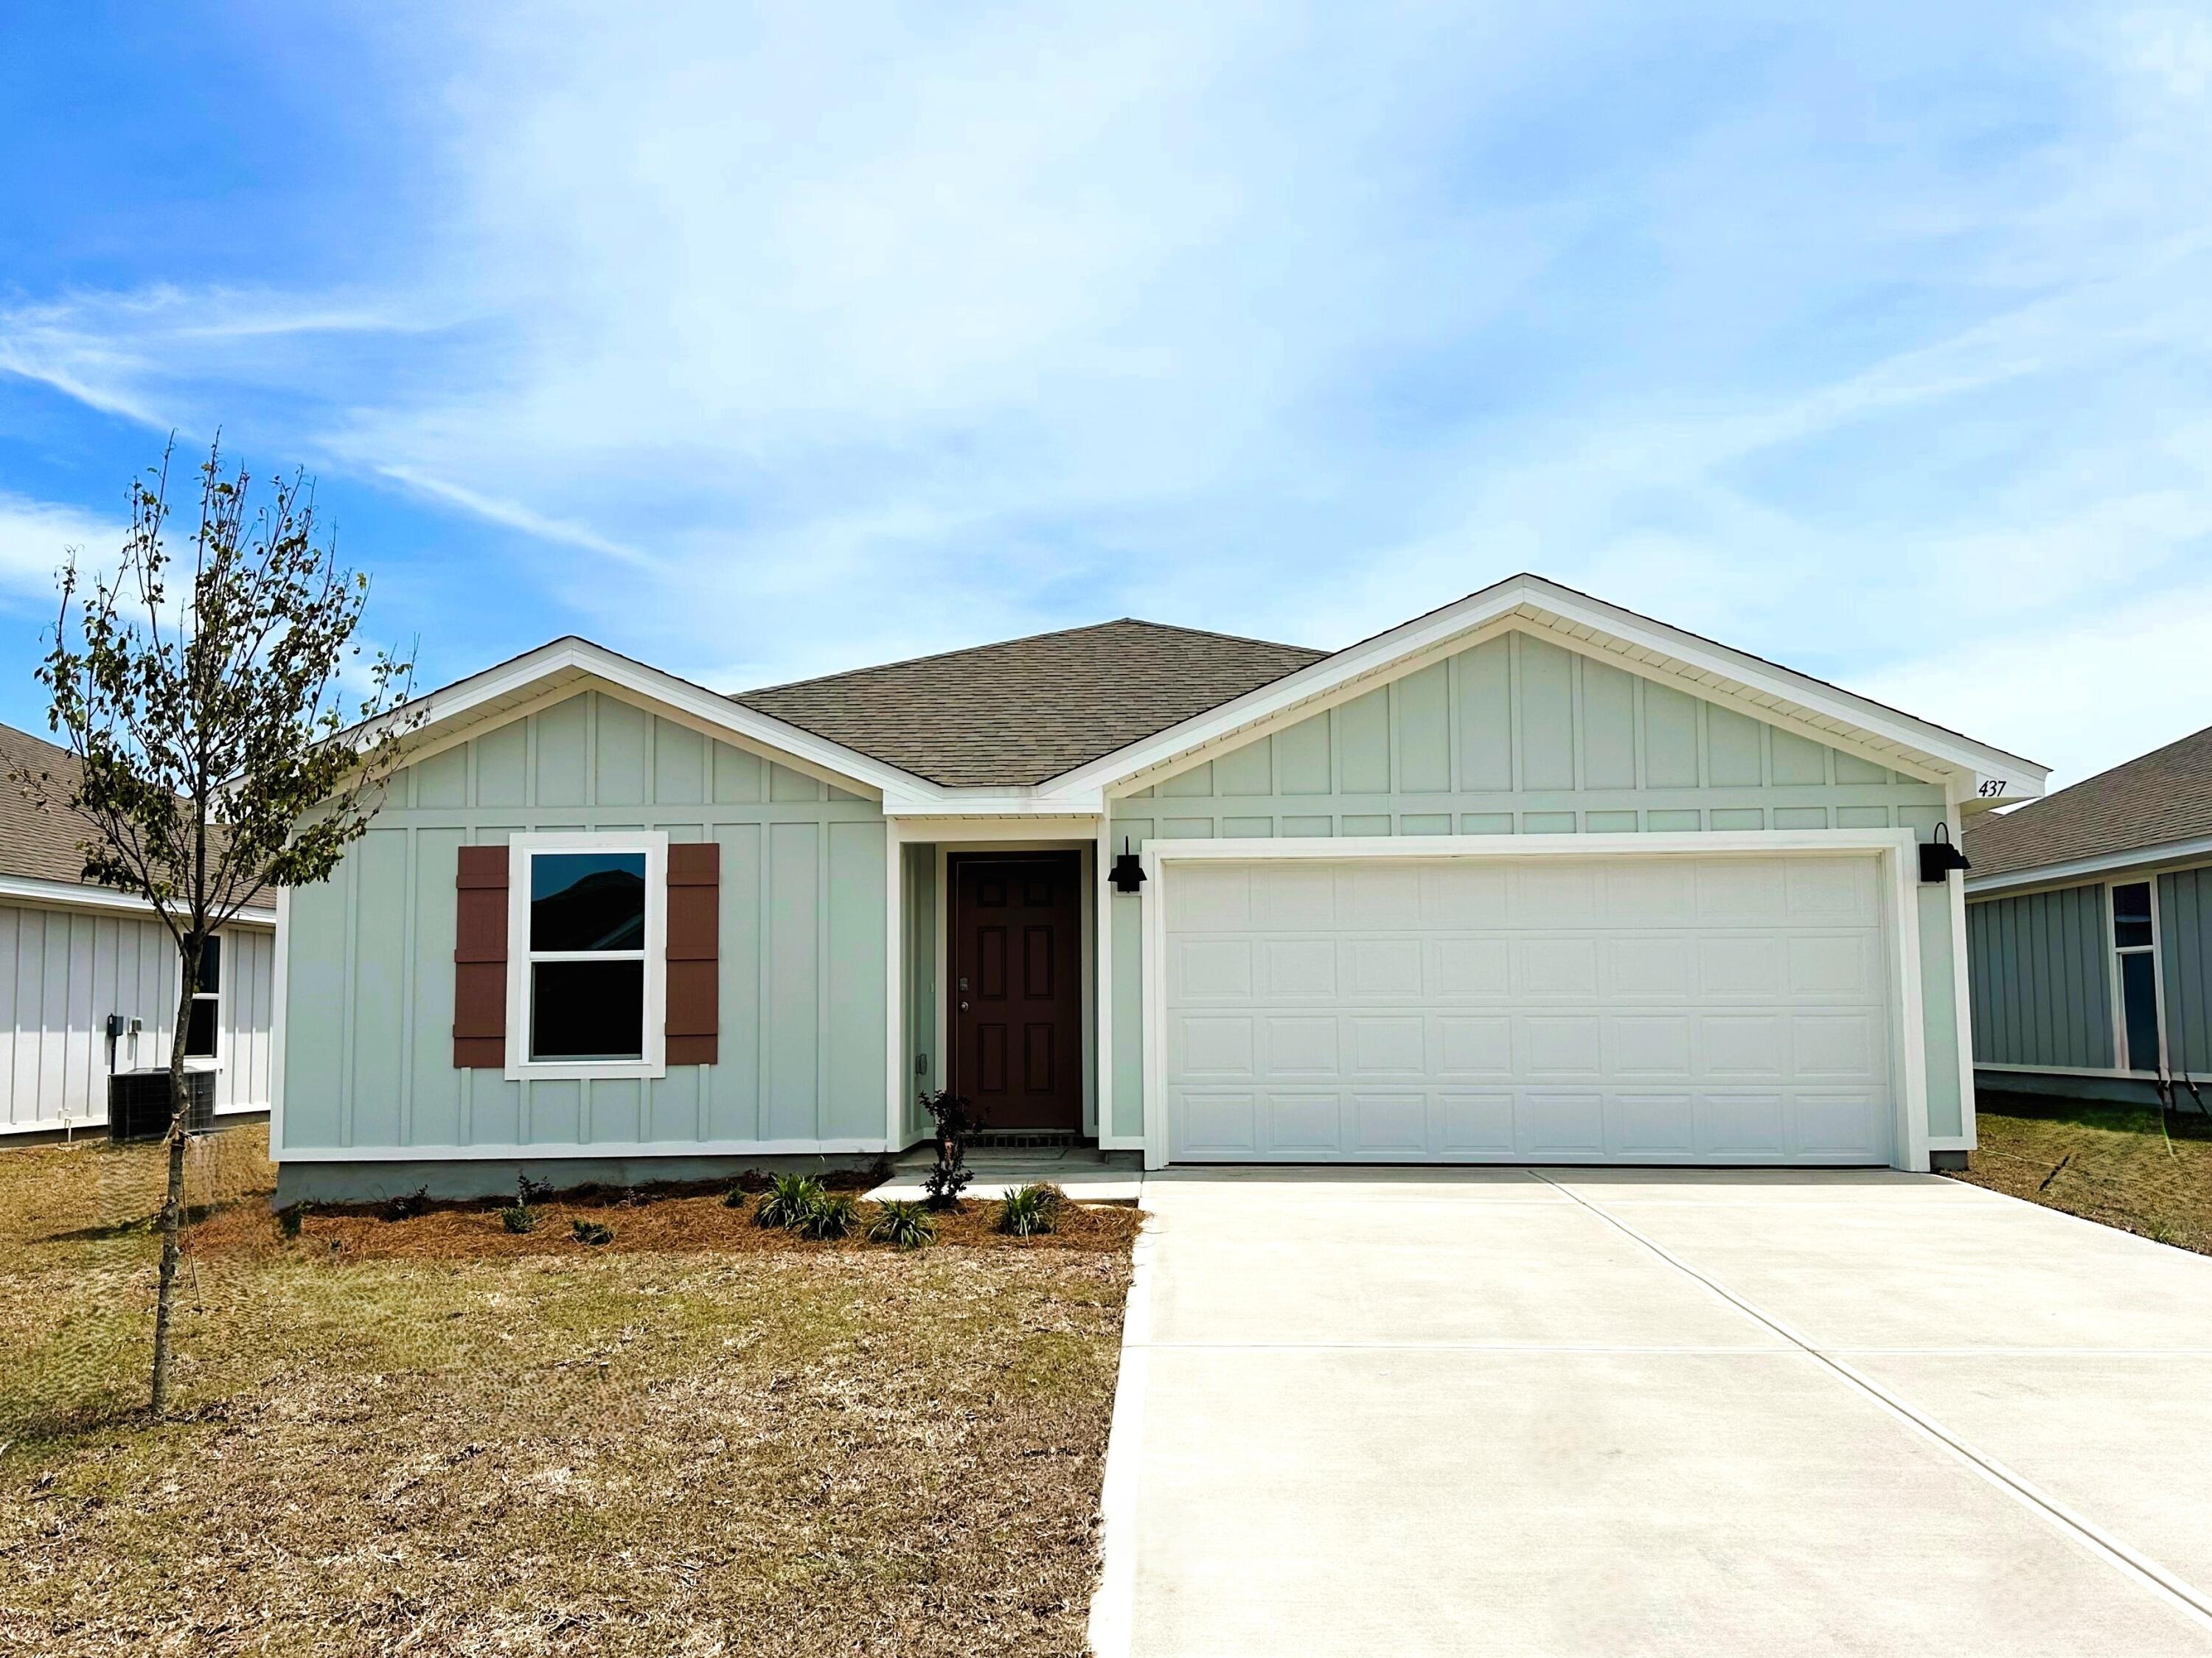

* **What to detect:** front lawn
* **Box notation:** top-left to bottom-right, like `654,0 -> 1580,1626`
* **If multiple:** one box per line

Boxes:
1950,1091 -> 2212,1254
0,1127 -> 1135,1657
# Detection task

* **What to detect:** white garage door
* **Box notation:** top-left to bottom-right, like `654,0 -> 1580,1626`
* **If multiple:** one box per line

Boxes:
1161,853 -> 1896,1165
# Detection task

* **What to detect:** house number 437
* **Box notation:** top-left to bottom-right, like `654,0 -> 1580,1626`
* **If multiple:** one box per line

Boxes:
1977,779 -> 2008,798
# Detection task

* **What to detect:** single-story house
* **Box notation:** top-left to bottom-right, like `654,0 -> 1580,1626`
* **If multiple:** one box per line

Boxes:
271,573 -> 2046,1201
1964,721 -> 2212,1109
0,721 -> 277,1140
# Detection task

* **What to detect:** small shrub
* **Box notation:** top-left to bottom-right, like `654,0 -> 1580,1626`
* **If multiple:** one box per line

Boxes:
997,1182 -> 1066,1237
923,1163 -> 973,1212
382,1186 -> 431,1222
755,1173 -> 827,1230
571,1218 -> 614,1246
517,1174 -> 554,1205
866,1199 -> 936,1250
276,1202 -> 306,1239
797,1192 -> 859,1241
500,1204 -> 538,1235
721,1185 -> 751,1210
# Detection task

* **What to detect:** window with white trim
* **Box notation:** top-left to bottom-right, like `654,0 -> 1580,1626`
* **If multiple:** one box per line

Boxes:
2112,881 -> 2163,1072
184,935 -> 220,1060
506,832 -> 667,1079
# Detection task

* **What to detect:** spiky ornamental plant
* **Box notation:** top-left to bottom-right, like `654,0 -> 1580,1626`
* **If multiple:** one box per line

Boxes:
18,439 -> 417,1415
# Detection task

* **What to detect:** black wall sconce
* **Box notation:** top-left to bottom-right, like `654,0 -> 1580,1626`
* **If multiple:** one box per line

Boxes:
1919,822 -> 1972,883
1110,838 -> 1147,894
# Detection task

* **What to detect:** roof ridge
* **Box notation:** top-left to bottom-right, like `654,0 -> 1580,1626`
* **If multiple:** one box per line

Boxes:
731,615 -> 1317,700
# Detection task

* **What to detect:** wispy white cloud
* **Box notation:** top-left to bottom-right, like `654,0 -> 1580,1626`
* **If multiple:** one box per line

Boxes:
0,494 -> 123,605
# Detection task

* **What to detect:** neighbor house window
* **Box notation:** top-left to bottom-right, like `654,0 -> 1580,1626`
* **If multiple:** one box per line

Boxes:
505,832 -> 667,1079
2112,881 -> 2163,1073
184,935 -> 221,1060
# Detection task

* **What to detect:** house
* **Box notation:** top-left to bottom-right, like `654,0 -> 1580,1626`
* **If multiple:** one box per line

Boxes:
0,721 -> 277,1139
1964,722 -> 2212,1110
271,573 -> 2046,1200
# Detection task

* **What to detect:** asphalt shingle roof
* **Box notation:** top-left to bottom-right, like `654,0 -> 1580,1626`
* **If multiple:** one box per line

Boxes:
1964,722 -> 2212,880
0,720 -> 108,887
733,618 -> 1327,787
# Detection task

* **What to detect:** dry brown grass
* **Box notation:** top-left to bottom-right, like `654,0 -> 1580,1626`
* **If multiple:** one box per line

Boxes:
0,1126 -> 1135,1657
1949,1091 -> 2212,1254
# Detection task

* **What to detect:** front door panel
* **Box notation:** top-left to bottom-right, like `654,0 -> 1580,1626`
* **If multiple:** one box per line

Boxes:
952,854 -> 1082,1131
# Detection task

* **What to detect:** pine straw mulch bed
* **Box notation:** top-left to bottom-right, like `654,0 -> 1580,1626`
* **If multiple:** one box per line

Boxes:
1945,1091 -> 2212,1255
0,1127 -> 1138,1658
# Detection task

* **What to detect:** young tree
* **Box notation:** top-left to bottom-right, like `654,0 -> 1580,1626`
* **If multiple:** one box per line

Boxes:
18,439 -> 416,1415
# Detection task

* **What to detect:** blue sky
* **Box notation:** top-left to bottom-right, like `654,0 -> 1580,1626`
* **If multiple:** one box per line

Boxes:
1,1 -> 2208,788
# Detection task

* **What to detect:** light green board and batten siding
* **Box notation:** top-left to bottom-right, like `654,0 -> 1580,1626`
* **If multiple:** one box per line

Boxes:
281,691 -> 888,1154
1107,631 -> 1964,1143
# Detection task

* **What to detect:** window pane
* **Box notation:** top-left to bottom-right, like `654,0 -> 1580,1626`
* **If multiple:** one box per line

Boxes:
196,935 -> 221,994
2121,950 -> 2162,1071
2113,882 -> 2154,950
531,853 -> 647,951
531,960 -> 644,1060
185,996 -> 218,1059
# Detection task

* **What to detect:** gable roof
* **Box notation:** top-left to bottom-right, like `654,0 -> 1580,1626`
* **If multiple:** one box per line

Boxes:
1034,573 -> 2048,804
1964,722 -> 2212,883
733,619 -> 1326,788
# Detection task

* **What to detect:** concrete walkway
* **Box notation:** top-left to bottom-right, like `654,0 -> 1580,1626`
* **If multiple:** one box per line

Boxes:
1093,1167 -> 2212,1657
863,1144 -> 1142,1205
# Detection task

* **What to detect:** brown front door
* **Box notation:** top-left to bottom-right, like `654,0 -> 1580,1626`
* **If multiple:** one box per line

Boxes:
950,852 -> 1082,1132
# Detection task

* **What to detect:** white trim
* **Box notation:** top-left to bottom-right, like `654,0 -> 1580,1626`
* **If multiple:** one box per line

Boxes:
503,831 -> 669,1082
1966,835 -> 2212,899
1096,817 -> 1116,1145
2106,875 -> 2168,1077
276,1136 -> 894,1163
270,885 -> 291,1156
1945,779 -> 1978,1152
1040,575 -> 2046,804
0,1101 -> 269,1140
353,635 -> 926,803
1137,829 -> 1930,1173
0,871 -> 275,927
886,827 -> 904,1148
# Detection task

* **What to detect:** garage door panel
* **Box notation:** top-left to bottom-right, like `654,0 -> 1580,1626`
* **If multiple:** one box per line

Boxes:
1348,1015 -> 1425,1078
1606,1090 -> 1700,1157
1343,937 -> 1422,998
1257,938 -> 1335,997
1514,1090 -> 1606,1156
1604,935 -> 1697,998
1351,1091 -> 1427,1154
1792,1090 -> 1885,1157
1260,1015 -> 1340,1077
1163,854 -> 1893,1166
1512,936 -> 1599,997
1438,1090 -> 1517,1154
1260,1090 -> 1341,1154
1785,932 -> 1882,997
1425,936 -> 1511,998
1433,1014 -> 1513,1077
1169,938 -> 1253,1001
1605,1014 -> 1695,1080
1695,1091 -> 1789,1155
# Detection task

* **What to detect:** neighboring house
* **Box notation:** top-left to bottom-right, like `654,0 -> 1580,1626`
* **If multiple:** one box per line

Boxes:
0,721 -> 277,1139
1964,722 -> 2212,1109
271,573 -> 2046,1201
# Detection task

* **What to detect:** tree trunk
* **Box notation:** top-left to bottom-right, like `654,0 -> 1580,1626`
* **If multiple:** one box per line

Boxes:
148,937 -> 200,1416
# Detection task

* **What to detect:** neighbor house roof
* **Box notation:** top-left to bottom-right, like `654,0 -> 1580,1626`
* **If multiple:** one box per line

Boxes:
1965,722 -> 2212,882
0,721 -> 274,921
0,720 -> 107,887
732,619 -> 1327,788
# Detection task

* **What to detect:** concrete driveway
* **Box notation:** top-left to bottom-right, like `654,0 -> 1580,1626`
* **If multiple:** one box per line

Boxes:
1090,1168 -> 2212,1657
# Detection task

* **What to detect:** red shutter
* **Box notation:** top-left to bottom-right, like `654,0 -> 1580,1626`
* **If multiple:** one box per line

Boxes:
666,841 -> 720,1065
453,843 -> 509,1068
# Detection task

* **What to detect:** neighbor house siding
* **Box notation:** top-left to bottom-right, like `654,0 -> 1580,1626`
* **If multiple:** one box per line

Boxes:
2163,868 -> 2212,1079
1107,631 -> 1957,1141
0,903 -> 274,1133
1966,882 -> 2115,1072
279,691 -> 888,1154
